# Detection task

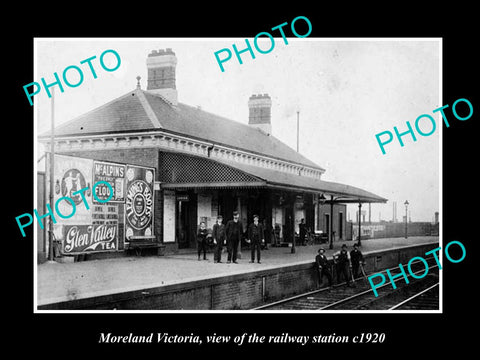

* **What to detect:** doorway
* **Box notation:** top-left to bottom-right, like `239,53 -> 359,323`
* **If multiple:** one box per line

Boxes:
338,212 -> 344,240
176,192 -> 197,249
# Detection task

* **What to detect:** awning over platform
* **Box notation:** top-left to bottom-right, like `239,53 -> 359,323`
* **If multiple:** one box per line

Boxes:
223,160 -> 387,203
159,152 -> 387,204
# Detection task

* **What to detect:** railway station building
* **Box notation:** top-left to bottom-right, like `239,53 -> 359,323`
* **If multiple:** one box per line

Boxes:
38,48 -> 386,261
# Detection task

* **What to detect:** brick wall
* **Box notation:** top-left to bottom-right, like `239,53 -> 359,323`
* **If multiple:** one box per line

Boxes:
212,276 -> 264,310
264,265 -> 317,302
147,67 -> 176,89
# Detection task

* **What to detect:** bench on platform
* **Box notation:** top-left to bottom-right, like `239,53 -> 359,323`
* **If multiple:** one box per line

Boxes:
125,235 -> 164,256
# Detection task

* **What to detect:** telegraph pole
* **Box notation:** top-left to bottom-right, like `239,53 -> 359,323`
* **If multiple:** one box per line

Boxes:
296,111 -> 300,152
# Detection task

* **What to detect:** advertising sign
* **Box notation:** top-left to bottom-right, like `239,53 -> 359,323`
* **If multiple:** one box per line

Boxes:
124,165 -> 155,241
93,161 -> 126,203
51,155 -> 120,255
59,201 -> 119,255
53,154 -> 93,225
62,224 -> 118,254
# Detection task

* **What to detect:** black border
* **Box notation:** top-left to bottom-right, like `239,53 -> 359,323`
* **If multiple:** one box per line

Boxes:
9,5 -> 477,355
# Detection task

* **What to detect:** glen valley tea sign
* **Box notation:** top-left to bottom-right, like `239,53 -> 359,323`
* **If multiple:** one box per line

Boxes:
63,224 -> 117,254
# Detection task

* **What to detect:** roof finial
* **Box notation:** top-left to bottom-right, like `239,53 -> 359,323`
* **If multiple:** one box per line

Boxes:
136,76 -> 141,89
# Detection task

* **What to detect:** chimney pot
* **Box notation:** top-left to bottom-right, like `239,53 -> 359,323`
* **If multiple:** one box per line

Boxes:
248,93 -> 272,135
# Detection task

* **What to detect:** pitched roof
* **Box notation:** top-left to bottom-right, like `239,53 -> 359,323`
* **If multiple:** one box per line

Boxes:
41,88 -> 324,170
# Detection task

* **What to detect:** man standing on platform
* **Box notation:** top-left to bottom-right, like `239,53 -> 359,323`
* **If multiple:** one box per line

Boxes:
247,214 -> 264,264
225,211 -> 243,264
299,218 -> 307,246
212,215 -> 226,263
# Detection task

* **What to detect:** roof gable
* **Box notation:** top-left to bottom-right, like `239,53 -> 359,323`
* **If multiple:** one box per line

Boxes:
45,90 -> 158,136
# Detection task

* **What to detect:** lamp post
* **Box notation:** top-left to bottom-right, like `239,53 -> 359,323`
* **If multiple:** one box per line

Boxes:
290,193 -> 296,254
404,200 -> 409,239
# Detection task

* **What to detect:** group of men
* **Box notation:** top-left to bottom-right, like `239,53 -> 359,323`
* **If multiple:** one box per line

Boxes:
197,211 -> 264,264
198,212 -> 367,287
315,243 -> 365,288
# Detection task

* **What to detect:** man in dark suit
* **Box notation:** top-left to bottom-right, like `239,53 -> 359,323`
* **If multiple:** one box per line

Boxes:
334,244 -> 353,286
315,248 -> 332,288
212,215 -> 226,263
247,214 -> 264,264
225,211 -> 243,264
350,243 -> 365,279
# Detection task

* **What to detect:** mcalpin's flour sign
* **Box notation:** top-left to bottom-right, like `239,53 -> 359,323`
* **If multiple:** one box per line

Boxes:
124,165 -> 155,242
93,161 -> 126,203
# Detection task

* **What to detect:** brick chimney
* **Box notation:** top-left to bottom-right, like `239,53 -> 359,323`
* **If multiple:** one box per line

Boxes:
248,94 -> 272,135
146,48 -> 178,105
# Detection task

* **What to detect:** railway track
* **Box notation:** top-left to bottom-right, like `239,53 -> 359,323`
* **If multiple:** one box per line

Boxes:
389,283 -> 439,310
254,259 -> 440,311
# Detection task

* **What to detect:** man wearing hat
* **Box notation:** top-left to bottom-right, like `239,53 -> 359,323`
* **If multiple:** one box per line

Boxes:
212,215 -> 226,263
225,211 -> 243,263
315,247 -> 333,288
350,243 -> 365,279
334,244 -> 353,286
247,214 -> 264,263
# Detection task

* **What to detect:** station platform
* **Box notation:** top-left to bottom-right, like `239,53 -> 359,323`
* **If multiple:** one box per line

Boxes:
37,236 -> 439,307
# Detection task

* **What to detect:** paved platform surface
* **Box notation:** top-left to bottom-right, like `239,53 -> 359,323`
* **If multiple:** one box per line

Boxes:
37,236 -> 439,306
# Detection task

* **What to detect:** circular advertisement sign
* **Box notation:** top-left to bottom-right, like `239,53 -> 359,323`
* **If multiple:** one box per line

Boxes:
125,180 -> 153,230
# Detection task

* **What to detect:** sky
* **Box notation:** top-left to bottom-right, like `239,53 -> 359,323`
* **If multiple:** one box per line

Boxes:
35,38 -> 440,223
